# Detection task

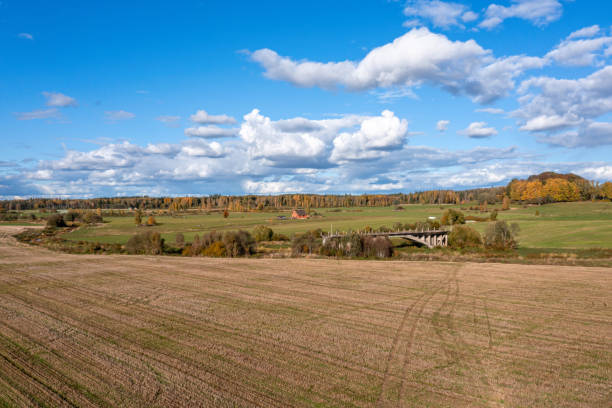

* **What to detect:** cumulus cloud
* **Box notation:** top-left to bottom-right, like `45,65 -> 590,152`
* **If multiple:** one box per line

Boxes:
5,105 -> 610,198
515,66 -> 612,146
403,0 -> 477,29
567,25 -> 601,40
330,110 -> 408,163
18,33 -> 33,40
104,110 -> 135,121
251,27 -> 544,104
43,92 -> 77,107
545,31 -> 612,67
480,0 -> 563,29
180,140 -> 225,157
437,120 -> 450,131
190,110 -> 236,124
243,180 -> 306,194
184,126 -> 238,138
239,109 -> 331,168
14,108 -> 59,121
459,122 -> 498,138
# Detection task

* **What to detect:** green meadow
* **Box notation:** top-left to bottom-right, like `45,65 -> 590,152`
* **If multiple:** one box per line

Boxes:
61,201 -> 612,249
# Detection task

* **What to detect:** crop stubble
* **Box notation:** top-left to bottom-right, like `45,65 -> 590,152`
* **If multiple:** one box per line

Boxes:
0,227 -> 610,407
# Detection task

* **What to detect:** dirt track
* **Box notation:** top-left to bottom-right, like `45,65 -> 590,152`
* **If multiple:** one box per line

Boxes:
0,227 -> 610,407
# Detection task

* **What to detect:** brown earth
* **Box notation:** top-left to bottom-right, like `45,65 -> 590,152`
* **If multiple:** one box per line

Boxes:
0,227 -> 610,407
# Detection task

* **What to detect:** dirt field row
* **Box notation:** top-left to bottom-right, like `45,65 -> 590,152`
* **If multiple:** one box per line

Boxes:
0,227 -> 610,407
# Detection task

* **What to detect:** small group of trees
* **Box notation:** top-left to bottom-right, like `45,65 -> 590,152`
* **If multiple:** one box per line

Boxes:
185,230 -> 255,257
252,225 -> 289,242
125,231 -> 163,255
46,210 -> 104,229
448,221 -> 519,250
507,173 -> 612,204
441,209 -> 465,226
134,211 -> 157,226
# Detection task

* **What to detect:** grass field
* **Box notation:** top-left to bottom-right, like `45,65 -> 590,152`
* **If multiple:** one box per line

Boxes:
60,201 -> 612,249
0,227 -> 610,407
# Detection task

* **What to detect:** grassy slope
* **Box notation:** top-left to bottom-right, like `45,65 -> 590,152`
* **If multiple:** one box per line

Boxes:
58,201 -> 612,249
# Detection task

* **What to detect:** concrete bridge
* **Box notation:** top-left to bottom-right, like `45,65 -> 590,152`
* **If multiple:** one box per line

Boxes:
323,229 -> 449,248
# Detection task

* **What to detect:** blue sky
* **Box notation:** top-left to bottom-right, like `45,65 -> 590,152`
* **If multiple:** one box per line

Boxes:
1,0 -> 611,197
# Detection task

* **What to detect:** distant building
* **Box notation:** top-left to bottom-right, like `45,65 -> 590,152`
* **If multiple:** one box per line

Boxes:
291,209 -> 309,219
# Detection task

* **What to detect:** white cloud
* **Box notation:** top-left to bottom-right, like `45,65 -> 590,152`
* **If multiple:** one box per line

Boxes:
190,110 -> 236,124
330,110 -> 408,163
43,91 -> 77,107
104,110 -> 135,121
461,11 -> 478,23
537,122 -> 612,148
516,65 -> 612,132
184,126 -> 238,138
251,27 -> 544,104
243,180 -> 305,194
459,122 -> 498,138
476,108 -> 505,114
156,115 -> 181,127
18,33 -> 33,40
14,108 -> 59,120
403,0 -> 475,29
580,165 -> 612,180
546,35 -> 612,67
180,140 -> 225,157
567,25 -> 601,40
519,114 -> 581,132
239,109 -> 331,168
480,0 -> 562,29
437,120 -> 450,131
515,66 -> 612,147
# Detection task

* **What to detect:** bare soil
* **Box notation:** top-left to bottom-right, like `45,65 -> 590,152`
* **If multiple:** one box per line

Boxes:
0,227 -> 610,407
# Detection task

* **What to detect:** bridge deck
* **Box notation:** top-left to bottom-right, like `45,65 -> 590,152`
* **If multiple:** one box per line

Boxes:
323,229 -> 449,248
324,229 -> 449,239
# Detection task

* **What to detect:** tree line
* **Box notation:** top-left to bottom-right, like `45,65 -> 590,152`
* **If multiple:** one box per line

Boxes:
2,172 -> 610,212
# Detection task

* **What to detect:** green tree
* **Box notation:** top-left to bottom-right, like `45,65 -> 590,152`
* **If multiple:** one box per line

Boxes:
253,225 -> 274,242
440,209 -> 465,226
484,221 -> 519,250
449,225 -> 482,249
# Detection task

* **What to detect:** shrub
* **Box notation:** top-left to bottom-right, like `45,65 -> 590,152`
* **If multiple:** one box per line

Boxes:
292,229 -> 322,255
222,230 -> 255,257
80,211 -> 103,224
125,231 -> 164,255
201,231 -> 223,247
483,221 -> 519,250
363,236 -> 393,258
191,234 -> 202,254
146,216 -> 157,226
449,225 -> 482,249
175,232 -> 185,248
134,211 -> 142,225
46,214 -> 67,228
253,225 -> 274,242
202,241 -> 227,257
271,233 -> 290,241
440,209 -> 465,225
64,211 -> 79,222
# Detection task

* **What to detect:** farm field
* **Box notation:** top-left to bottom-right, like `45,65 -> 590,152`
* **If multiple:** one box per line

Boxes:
60,201 -> 612,249
0,227 -> 610,407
